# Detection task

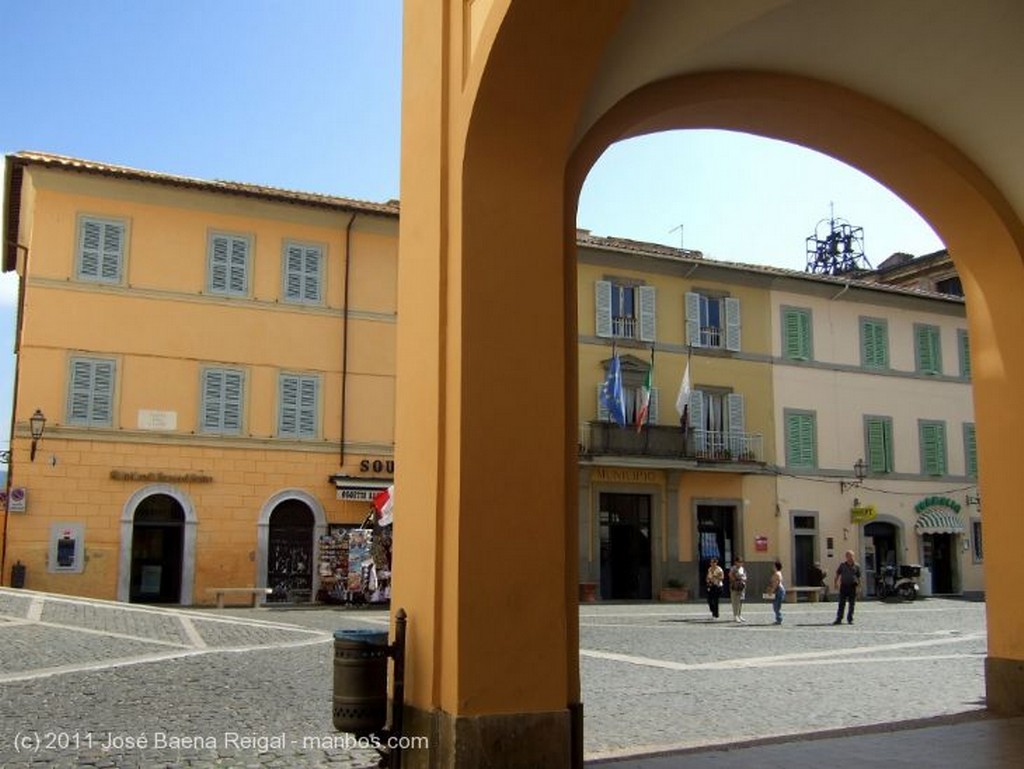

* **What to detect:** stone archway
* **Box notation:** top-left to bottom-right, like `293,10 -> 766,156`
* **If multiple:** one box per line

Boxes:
395,3 -> 1024,765
256,489 -> 327,603
118,484 -> 197,605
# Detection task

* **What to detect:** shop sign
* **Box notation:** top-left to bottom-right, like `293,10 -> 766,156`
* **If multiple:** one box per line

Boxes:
7,487 -> 26,513
851,504 -> 877,523
593,467 -> 659,484
358,458 -> 395,474
754,535 -> 768,552
914,496 -> 961,514
110,470 -> 214,483
336,487 -> 380,502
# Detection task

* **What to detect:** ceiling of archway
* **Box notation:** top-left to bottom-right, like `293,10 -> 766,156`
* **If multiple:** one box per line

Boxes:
579,0 -> 1024,216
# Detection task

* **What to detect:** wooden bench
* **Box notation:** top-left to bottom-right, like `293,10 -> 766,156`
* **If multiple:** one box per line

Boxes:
207,587 -> 272,608
785,586 -> 824,603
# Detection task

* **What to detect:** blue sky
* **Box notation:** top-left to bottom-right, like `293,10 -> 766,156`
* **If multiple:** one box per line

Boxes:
0,1 -> 943,455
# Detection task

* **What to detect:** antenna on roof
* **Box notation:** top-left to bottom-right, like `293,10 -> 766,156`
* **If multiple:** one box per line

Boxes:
805,204 -> 870,276
669,224 -> 684,249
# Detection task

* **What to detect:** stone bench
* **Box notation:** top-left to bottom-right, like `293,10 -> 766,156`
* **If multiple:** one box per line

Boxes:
207,587 -> 272,608
785,586 -> 824,603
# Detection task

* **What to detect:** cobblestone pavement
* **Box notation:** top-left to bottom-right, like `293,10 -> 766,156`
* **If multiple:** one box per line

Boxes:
0,588 -> 987,767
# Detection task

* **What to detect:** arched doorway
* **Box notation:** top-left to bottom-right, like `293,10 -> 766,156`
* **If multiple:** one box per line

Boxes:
265,500 -> 315,604
864,520 -> 898,597
128,494 -> 185,604
396,3 -> 1024,764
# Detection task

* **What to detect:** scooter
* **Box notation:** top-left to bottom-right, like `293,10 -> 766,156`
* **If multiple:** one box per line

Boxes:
875,563 -> 921,600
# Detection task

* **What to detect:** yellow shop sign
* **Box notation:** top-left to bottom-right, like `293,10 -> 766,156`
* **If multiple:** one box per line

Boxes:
851,504 -> 877,523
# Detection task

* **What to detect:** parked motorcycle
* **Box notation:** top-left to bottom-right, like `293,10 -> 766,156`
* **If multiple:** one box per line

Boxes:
875,563 -> 921,600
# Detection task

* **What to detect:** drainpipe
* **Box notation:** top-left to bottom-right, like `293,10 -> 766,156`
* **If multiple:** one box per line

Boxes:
339,213 -> 357,467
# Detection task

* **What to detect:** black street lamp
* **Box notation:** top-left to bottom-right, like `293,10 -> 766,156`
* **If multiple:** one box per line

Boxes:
29,409 -> 46,462
840,458 -> 867,493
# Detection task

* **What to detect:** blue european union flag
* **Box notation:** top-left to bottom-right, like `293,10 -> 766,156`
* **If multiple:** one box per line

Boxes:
601,354 -> 627,427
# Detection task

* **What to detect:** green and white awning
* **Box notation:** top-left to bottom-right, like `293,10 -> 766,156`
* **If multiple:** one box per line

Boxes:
915,509 -> 964,534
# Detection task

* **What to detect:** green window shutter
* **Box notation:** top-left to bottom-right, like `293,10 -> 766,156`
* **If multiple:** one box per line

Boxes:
915,325 -> 942,375
78,217 -> 124,283
920,422 -> 947,475
785,412 -> 816,468
964,423 -> 977,478
595,281 -> 612,337
866,417 -> 893,473
638,285 -> 656,342
783,308 -> 811,360
958,329 -> 971,379
860,319 -> 888,368
724,297 -> 741,351
210,234 -> 249,295
68,357 -> 115,426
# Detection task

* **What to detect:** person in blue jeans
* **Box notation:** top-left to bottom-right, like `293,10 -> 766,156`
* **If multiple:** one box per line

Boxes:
769,560 -> 786,624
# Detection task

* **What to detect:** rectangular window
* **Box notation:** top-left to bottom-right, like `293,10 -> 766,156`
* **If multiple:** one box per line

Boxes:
686,291 -> 741,351
864,415 -> 894,474
595,280 -> 655,341
963,422 -> 977,478
859,317 -> 889,369
958,329 -> 971,379
784,410 -> 817,469
208,232 -> 251,296
782,306 -> 812,361
77,216 -> 125,283
67,356 -> 116,426
278,373 -> 319,439
201,368 -> 245,434
914,324 -> 943,375
919,420 -> 947,476
283,241 -> 323,304
971,519 -> 983,563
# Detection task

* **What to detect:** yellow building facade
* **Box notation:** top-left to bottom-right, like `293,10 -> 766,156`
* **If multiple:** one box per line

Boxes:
2,153 -> 399,605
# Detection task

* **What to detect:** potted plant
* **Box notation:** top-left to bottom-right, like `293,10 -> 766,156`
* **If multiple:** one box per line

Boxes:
659,578 -> 689,602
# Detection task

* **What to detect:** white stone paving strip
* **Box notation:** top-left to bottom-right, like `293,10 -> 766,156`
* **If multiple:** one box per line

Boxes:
580,631 -> 985,672
26,594 -> 44,621
178,615 -> 209,648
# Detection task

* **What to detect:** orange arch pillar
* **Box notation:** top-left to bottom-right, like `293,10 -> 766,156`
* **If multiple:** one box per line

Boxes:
395,3 -> 1024,767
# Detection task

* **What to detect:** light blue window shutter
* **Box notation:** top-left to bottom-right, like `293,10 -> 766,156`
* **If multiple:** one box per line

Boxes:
726,393 -> 745,434
229,237 -> 248,294
223,371 -> 243,431
597,384 -> 608,421
688,388 -> 704,430
69,359 -> 95,423
210,236 -> 229,292
595,281 -> 612,337
203,370 -> 225,430
69,358 -> 114,426
203,369 -> 243,432
279,375 -> 299,436
724,297 -> 741,351
90,360 -> 114,425
285,244 -> 305,300
638,285 -> 656,342
298,377 -> 318,437
685,292 -> 702,347
79,218 -> 123,282
303,246 -> 322,302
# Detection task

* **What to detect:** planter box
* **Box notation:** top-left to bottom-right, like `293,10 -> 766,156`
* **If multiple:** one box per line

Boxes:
659,587 -> 690,602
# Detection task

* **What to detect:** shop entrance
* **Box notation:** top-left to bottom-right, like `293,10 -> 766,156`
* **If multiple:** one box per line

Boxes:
266,500 -> 315,603
129,494 -> 184,604
697,505 -> 736,598
599,493 -> 652,600
792,514 -> 818,586
865,521 -> 898,597
924,533 -> 956,594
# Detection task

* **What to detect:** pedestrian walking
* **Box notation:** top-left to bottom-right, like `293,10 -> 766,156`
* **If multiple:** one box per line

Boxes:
768,560 -> 786,624
705,557 -> 724,619
833,550 -> 862,625
729,557 -> 747,623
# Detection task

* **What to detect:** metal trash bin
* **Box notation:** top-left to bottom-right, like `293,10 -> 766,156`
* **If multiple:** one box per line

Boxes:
332,629 -> 389,736
10,561 -> 26,589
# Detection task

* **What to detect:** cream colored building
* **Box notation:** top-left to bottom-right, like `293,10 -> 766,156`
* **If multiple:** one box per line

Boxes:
2,152 -> 398,605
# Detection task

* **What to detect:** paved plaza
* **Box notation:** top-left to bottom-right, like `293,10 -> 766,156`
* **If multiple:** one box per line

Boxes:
0,588 -> 997,767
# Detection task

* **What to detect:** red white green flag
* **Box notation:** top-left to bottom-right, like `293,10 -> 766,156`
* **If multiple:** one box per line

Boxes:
635,350 -> 653,432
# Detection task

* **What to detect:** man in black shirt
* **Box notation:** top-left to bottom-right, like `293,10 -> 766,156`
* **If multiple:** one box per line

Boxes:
833,550 -> 862,625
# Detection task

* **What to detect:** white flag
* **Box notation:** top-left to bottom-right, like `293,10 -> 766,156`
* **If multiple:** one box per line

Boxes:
675,360 -> 691,429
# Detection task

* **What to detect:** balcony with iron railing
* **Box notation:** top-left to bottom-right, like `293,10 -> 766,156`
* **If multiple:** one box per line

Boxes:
579,422 -> 765,465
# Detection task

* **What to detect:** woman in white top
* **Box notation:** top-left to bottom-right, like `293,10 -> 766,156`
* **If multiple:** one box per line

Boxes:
729,557 -> 747,623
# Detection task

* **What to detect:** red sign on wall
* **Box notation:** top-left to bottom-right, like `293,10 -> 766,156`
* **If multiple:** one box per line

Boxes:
754,535 -> 768,552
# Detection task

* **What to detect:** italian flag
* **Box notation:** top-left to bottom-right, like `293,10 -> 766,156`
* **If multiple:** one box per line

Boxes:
635,363 -> 652,432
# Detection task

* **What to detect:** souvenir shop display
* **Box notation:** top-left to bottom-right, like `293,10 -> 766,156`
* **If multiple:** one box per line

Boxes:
316,485 -> 394,605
